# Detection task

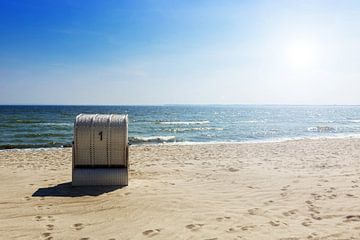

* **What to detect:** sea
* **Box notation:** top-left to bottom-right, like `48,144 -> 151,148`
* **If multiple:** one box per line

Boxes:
1,105 -> 360,149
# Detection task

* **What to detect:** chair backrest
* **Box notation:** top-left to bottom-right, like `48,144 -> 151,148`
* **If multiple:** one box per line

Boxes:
73,114 -> 128,168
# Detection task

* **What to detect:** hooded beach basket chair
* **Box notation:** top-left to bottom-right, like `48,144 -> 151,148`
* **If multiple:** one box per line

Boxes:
72,114 -> 129,186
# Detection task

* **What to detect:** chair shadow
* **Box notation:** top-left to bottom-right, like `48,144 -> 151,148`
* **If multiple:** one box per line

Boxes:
32,182 -> 124,197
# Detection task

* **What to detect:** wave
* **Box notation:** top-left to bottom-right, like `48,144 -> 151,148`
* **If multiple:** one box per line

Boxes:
348,120 -> 360,123
3,133 -> 360,150
155,120 -> 209,125
307,126 -> 336,132
240,120 -> 261,123
13,133 -> 70,138
129,136 -> 177,144
163,127 -> 223,133
315,120 -> 335,123
37,123 -> 73,126
151,133 -> 360,146
3,122 -> 73,127
15,119 -> 43,124
0,142 -> 72,150
0,124 -> 19,129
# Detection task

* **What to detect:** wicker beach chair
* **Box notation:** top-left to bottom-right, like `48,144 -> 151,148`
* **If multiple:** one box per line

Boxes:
72,114 -> 128,186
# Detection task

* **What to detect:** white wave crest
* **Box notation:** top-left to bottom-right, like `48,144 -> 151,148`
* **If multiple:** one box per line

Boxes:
164,127 -> 223,132
307,126 -> 336,132
349,120 -> 360,123
37,123 -> 73,126
129,136 -> 176,144
156,121 -> 210,125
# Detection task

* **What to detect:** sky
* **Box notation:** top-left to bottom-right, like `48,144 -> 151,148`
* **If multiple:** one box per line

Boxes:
0,0 -> 359,105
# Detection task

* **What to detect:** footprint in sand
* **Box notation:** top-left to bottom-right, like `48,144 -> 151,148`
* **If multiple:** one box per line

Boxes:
269,220 -> 287,227
248,208 -> 262,216
307,232 -> 318,239
310,213 -> 322,221
308,206 -> 320,214
41,232 -> 52,239
240,225 -> 256,231
328,194 -> 337,199
310,193 -> 323,200
305,200 -> 321,215
228,167 -> 239,172
226,227 -> 236,233
325,187 -> 335,193
279,238 -> 300,240
346,193 -> 357,198
282,209 -> 298,217
301,218 -> 312,227
232,224 -> 255,234
185,223 -> 204,231
142,228 -> 161,237
280,186 -> 290,197
24,196 -> 31,201
42,232 -> 51,237
216,216 -> 231,222
264,200 -> 274,206
73,223 -> 84,231
280,192 -> 287,197
35,216 -> 43,221
46,224 -> 54,231
344,215 -> 360,222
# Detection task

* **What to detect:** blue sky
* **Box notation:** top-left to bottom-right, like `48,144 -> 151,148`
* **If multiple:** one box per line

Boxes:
0,0 -> 359,105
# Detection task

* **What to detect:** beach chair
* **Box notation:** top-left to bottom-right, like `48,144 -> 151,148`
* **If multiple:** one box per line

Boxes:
72,114 -> 129,186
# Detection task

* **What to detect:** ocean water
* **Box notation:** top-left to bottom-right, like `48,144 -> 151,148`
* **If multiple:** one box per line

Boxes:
1,105 -> 360,149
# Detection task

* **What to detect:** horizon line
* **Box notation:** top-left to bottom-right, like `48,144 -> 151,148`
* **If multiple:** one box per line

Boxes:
1,103 -> 360,107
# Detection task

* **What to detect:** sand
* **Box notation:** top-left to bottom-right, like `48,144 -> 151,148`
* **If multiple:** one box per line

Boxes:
1,138 -> 360,240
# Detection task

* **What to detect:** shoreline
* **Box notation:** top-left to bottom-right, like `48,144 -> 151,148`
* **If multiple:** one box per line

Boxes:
2,133 -> 360,151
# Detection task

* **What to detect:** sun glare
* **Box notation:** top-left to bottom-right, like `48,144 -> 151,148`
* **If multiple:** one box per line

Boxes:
286,40 -> 320,68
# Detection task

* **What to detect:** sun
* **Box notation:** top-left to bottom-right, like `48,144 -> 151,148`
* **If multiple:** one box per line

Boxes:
286,39 -> 320,68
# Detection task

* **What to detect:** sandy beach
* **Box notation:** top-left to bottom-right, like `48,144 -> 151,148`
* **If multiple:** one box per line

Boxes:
1,138 -> 360,240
